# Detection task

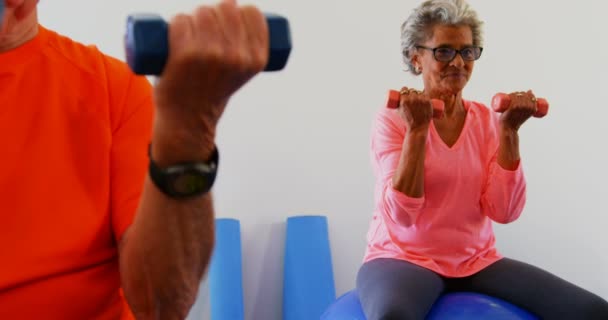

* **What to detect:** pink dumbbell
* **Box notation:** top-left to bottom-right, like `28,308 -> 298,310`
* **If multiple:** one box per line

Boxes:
491,93 -> 549,118
386,89 -> 444,118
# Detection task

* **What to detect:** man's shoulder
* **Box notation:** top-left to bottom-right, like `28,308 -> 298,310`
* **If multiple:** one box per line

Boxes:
41,26 -> 153,125
42,26 -> 132,81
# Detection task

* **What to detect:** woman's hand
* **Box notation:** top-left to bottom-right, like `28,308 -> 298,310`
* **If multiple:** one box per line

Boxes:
398,87 -> 434,132
499,90 -> 538,131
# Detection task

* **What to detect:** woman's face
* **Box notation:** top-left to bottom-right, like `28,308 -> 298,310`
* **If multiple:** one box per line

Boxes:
412,24 -> 478,96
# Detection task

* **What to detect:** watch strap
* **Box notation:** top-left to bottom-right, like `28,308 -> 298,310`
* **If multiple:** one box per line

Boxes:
148,145 -> 219,198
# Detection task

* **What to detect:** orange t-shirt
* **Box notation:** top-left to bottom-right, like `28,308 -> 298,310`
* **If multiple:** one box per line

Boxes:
0,25 -> 154,319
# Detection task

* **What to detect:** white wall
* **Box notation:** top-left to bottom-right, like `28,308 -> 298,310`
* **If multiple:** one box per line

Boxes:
38,1 -> 607,319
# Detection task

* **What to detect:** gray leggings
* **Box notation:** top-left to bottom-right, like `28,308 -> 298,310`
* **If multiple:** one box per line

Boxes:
356,258 -> 608,320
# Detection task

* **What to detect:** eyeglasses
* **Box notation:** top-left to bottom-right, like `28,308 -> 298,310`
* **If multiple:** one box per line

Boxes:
415,45 -> 483,62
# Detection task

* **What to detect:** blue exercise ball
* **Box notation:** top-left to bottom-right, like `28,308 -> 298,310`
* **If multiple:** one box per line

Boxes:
320,290 -> 366,319
321,290 -> 539,320
427,292 -> 538,320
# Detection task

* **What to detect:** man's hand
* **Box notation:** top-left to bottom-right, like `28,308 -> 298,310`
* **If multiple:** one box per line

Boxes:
151,0 -> 269,165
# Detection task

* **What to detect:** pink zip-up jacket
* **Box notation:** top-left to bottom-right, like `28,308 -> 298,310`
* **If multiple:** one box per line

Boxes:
363,99 -> 527,277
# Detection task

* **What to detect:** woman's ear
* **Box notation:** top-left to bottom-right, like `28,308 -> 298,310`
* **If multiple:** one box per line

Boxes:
410,53 -> 421,73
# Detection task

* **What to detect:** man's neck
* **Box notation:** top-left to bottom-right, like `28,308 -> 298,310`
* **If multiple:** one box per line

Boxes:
0,12 -> 39,53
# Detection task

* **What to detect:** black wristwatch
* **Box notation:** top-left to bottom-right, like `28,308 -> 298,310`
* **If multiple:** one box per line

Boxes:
148,145 -> 219,198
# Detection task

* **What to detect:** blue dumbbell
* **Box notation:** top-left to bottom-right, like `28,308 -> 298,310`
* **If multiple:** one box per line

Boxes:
125,13 -> 292,75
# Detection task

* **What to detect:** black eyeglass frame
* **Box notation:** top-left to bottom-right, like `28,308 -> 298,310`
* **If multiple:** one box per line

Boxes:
415,45 -> 483,62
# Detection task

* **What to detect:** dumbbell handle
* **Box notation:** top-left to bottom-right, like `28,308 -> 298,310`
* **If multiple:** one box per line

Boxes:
125,13 -> 292,75
386,90 -> 445,118
491,93 -> 549,118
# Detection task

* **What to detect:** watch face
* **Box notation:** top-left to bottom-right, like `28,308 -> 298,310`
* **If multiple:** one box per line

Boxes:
171,171 -> 210,195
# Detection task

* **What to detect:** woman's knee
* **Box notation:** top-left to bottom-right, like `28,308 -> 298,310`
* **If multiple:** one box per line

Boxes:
547,293 -> 608,319
577,295 -> 608,320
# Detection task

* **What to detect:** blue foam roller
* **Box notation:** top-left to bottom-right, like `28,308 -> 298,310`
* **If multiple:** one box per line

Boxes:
208,218 -> 244,320
426,292 -> 539,320
124,12 -> 292,75
283,215 -> 336,320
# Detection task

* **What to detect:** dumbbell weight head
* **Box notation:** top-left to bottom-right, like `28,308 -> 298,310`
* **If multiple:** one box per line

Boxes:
125,12 -> 292,76
125,14 -> 168,76
264,13 -> 291,71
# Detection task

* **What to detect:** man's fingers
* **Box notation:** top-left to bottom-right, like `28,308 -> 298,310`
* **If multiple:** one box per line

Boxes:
240,5 -> 268,72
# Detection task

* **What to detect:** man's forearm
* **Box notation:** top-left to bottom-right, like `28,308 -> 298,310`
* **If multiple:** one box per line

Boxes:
119,120 -> 217,319
120,182 -> 214,319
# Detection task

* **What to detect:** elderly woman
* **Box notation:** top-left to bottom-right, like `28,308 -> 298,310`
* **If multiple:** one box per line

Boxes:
357,0 -> 608,319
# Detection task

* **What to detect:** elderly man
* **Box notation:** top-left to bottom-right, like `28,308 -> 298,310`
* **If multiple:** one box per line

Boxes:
0,0 -> 269,318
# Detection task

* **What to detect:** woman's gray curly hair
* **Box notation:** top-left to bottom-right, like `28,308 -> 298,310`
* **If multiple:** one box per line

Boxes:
401,0 -> 484,75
